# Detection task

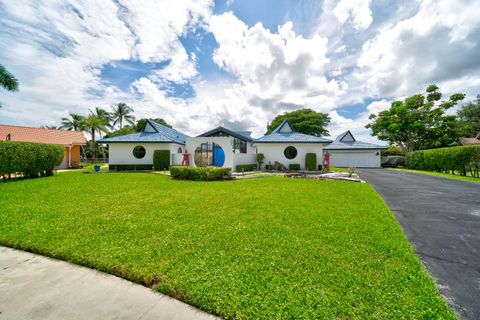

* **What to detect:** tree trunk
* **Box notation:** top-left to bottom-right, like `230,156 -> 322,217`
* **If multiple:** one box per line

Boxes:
119,117 -> 123,129
91,128 -> 96,160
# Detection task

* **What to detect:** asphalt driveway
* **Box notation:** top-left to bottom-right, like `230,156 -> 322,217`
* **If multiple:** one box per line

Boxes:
359,169 -> 480,320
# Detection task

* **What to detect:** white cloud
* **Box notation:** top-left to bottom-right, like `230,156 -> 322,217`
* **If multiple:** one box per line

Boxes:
355,0 -> 480,98
332,0 -> 372,30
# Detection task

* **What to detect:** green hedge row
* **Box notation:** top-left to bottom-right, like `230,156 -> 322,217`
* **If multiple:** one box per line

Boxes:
153,150 -> 170,170
305,153 -> 317,171
109,164 -> 153,171
235,164 -> 256,172
0,141 -> 64,179
170,166 -> 232,181
289,163 -> 301,171
406,145 -> 480,177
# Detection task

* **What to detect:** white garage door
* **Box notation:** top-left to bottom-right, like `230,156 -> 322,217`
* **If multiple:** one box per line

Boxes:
329,151 -> 380,168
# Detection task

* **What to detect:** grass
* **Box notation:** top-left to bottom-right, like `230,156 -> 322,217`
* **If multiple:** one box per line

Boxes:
0,172 -> 455,319
390,168 -> 480,184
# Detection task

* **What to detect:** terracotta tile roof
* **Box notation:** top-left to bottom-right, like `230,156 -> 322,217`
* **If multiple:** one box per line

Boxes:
0,124 -> 86,146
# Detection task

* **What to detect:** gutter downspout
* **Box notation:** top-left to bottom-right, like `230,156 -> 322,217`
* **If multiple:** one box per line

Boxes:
69,144 -> 72,168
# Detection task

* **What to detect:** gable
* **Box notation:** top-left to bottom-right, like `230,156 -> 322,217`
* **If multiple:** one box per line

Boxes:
274,120 -> 293,133
340,131 -> 355,142
143,122 -> 158,133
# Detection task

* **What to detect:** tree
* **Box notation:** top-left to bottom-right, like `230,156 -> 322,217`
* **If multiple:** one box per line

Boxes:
0,64 -> 18,92
41,125 -> 58,129
135,118 -> 172,131
90,107 -> 112,129
111,102 -> 135,129
266,108 -> 331,136
366,84 -> 466,153
81,115 -> 109,160
60,113 -> 85,131
457,94 -> 480,135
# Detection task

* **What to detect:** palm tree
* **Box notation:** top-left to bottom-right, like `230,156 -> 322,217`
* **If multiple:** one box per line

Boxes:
41,125 -> 58,129
111,102 -> 135,129
90,107 -> 112,129
82,115 -> 109,160
60,113 -> 85,131
0,64 -> 19,92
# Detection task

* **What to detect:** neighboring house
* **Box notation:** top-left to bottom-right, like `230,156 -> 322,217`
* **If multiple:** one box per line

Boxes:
99,119 -> 386,171
0,124 -> 86,169
324,131 -> 386,168
99,119 -> 187,170
458,132 -> 480,146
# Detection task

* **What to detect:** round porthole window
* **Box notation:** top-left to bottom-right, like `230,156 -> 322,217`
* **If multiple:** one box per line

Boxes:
133,145 -> 146,159
284,146 -> 297,159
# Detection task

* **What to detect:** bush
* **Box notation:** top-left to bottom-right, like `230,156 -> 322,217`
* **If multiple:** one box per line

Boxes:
406,145 -> 480,177
289,163 -> 301,171
265,164 -> 273,170
153,150 -> 170,170
382,145 -> 405,156
305,153 -> 317,171
256,153 -> 265,170
0,141 -> 64,179
170,166 -> 232,181
236,164 -> 257,172
109,164 -> 153,171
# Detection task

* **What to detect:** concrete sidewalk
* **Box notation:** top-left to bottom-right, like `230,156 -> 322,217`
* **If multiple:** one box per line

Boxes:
0,246 -> 219,320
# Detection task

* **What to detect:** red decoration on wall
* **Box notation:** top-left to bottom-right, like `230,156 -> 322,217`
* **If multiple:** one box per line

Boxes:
182,149 -> 190,166
323,151 -> 330,172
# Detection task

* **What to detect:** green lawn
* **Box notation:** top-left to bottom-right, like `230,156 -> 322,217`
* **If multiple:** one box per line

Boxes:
0,172 -> 455,319
390,168 -> 480,184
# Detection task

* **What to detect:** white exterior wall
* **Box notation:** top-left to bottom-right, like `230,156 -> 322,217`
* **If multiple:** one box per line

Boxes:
232,153 -> 257,169
186,136 -> 235,169
327,150 -> 381,168
257,143 -> 324,170
108,142 -> 184,165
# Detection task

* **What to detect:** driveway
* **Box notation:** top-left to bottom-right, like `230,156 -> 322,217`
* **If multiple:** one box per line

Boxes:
359,169 -> 480,320
0,246 -> 218,320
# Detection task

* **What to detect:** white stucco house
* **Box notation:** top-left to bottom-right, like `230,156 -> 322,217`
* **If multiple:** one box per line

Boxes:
99,119 -> 385,171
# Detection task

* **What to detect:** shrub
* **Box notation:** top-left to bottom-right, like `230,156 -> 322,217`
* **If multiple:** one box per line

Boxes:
265,164 -> 273,170
170,166 -> 232,181
153,150 -> 170,170
236,164 -> 257,172
256,153 -> 265,170
0,141 -> 64,179
109,164 -> 153,171
406,145 -> 480,177
289,163 -> 301,171
305,153 -> 317,171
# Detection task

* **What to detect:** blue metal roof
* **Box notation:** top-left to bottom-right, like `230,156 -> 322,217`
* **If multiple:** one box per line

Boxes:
256,119 -> 332,143
198,126 -> 254,142
99,120 -> 188,144
324,131 -> 386,150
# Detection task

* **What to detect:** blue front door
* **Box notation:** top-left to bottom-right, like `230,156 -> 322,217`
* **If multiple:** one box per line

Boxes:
213,144 -> 225,167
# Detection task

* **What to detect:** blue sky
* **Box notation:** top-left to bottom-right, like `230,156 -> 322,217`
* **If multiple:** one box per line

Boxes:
1,0 -> 480,141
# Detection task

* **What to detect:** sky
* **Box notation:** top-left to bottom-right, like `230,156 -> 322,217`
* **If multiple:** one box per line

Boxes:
1,0 -> 480,142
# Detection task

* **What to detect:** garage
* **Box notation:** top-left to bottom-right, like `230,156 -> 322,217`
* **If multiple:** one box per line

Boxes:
324,131 -> 386,168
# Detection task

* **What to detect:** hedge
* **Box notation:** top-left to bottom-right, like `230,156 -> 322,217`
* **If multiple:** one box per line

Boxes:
305,153 -> 317,171
0,141 -> 64,179
406,145 -> 480,177
289,163 -> 301,171
153,150 -> 170,170
109,164 -> 153,171
170,166 -> 232,181
235,164 -> 257,172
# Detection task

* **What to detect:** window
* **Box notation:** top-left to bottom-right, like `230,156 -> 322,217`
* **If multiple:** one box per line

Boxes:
133,145 -> 146,159
284,146 -> 297,159
233,137 -> 247,153
177,147 -> 183,154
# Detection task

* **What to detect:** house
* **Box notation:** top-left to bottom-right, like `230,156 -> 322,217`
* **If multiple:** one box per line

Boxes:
0,124 -> 86,169
99,119 -> 386,171
458,132 -> 480,146
99,119 -> 187,170
255,119 -> 332,170
324,131 -> 386,168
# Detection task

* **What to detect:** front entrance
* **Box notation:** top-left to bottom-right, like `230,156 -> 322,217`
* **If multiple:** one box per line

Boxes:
213,144 -> 225,167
